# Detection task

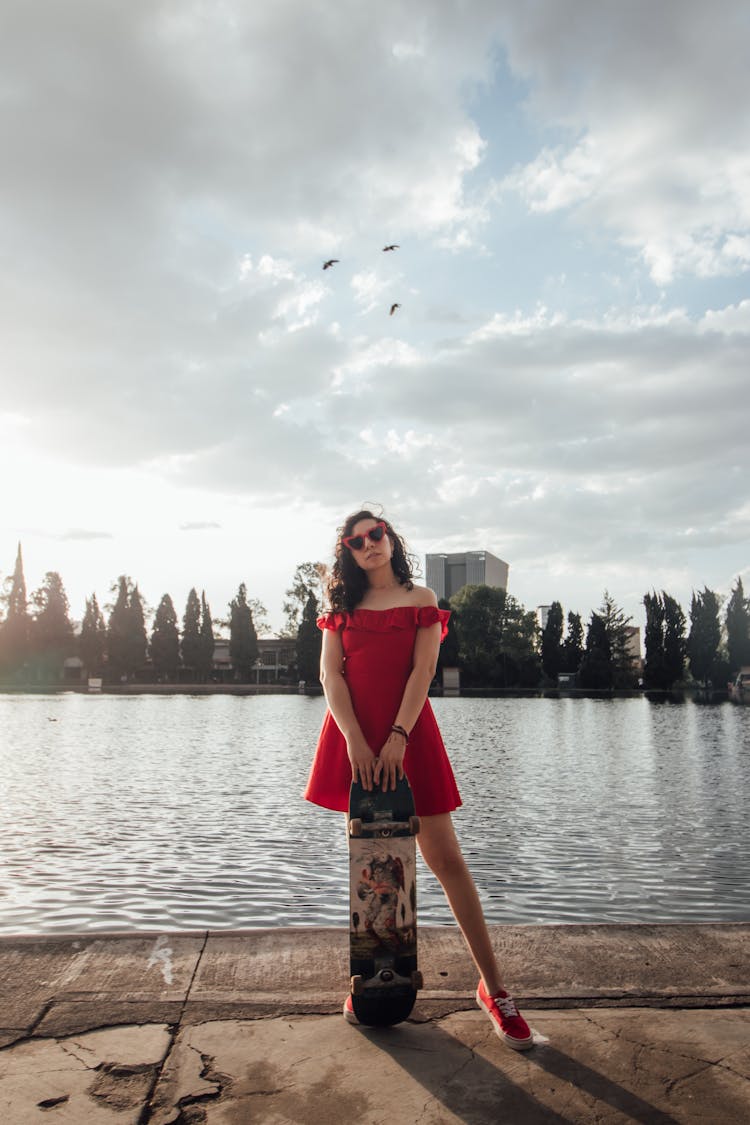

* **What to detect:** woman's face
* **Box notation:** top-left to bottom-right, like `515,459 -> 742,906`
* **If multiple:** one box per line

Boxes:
347,517 -> 393,571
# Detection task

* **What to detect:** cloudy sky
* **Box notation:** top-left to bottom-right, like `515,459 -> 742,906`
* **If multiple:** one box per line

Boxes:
2,0 -> 749,636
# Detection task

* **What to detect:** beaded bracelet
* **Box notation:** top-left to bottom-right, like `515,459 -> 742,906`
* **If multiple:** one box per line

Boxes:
390,724 -> 409,744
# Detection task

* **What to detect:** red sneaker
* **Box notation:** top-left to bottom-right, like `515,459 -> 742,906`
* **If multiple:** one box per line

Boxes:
343,993 -> 358,1025
476,980 -> 533,1050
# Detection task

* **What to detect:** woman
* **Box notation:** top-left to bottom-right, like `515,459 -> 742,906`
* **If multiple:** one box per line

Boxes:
304,509 -> 533,1050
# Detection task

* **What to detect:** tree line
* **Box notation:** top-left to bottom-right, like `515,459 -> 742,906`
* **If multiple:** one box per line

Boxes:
0,545 -> 322,685
1,543 -> 748,690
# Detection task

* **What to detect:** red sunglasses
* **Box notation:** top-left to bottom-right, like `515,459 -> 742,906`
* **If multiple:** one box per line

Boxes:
342,521 -> 388,551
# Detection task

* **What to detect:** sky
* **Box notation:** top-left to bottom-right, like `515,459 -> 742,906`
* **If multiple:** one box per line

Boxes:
1,0 -> 749,637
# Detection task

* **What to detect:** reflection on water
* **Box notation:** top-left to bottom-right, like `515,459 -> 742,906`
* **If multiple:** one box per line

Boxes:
1,694 -> 749,933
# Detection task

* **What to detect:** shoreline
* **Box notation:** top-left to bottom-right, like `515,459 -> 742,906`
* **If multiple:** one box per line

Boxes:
0,681 -> 730,700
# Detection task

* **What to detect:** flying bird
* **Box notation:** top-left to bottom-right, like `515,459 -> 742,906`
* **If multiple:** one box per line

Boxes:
322,259 -> 339,270
382,244 -> 399,252
389,303 -> 401,316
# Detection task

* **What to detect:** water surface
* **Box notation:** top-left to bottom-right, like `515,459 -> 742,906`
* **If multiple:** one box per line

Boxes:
1,694 -> 748,933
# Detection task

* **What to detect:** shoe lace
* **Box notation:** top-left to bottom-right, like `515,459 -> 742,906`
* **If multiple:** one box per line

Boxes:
494,994 -> 520,1019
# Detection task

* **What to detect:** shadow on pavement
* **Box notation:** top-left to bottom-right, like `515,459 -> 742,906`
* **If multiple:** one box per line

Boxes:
528,1045 -> 680,1124
354,1021 -> 570,1124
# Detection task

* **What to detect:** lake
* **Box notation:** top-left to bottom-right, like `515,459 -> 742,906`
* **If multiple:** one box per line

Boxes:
1,693 -> 749,933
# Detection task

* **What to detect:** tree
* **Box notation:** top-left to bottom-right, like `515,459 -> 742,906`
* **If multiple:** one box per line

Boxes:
0,543 -> 31,677
541,601 -> 564,682
578,613 -> 612,689
563,611 -> 585,675
437,597 -> 460,674
181,588 -> 202,674
598,590 -> 637,687
283,562 -> 327,636
127,584 -> 148,677
687,587 -> 722,687
197,591 -> 215,680
450,585 -> 539,688
643,591 -> 686,690
229,582 -> 258,680
296,590 -> 322,684
30,571 -> 74,681
79,594 -> 107,676
643,591 -> 666,688
151,594 -> 180,680
663,593 -> 687,687
725,577 -> 750,676
107,577 -> 147,680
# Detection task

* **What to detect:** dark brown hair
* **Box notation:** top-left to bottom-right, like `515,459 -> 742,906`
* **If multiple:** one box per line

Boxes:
327,509 -> 416,612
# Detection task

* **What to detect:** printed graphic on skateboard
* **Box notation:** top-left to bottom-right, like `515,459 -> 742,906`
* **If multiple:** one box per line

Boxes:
348,775 -> 422,1026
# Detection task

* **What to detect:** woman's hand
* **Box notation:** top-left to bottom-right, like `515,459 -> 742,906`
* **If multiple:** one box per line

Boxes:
347,737 -> 376,790
373,732 -> 407,791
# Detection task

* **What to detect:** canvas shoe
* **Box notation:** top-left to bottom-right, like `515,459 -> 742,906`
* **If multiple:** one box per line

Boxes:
476,980 -> 533,1050
343,993 -> 358,1024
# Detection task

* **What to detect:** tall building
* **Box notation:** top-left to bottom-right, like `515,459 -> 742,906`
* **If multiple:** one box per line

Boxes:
425,551 -> 509,601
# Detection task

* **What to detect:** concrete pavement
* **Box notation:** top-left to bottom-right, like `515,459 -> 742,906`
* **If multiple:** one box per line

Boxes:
0,924 -> 748,1123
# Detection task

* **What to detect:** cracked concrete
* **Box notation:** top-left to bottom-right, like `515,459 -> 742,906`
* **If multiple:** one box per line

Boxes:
1,925 -> 749,1122
0,1024 -> 172,1123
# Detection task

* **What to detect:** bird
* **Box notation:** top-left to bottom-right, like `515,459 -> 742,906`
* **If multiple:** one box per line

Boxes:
382,244 -> 399,252
322,259 -> 339,270
389,303 -> 401,316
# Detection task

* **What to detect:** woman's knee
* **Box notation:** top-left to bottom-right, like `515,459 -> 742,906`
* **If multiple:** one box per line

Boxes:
422,849 -> 467,883
415,814 -> 465,878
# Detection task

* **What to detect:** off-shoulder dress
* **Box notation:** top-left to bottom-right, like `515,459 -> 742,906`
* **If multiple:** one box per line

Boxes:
303,605 -> 462,816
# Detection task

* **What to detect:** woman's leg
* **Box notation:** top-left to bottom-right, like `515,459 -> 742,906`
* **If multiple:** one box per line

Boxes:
417,813 -> 505,996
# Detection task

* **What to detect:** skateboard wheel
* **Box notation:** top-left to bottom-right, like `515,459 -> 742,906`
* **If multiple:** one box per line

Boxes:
351,975 -> 364,996
349,818 -> 363,837
411,970 -> 423,990
409,815 -> 420,835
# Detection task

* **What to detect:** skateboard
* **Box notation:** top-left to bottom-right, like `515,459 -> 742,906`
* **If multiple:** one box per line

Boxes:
347,775 -> 423,1026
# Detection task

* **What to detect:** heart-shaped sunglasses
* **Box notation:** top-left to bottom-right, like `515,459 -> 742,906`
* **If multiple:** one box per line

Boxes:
342,521 -> 388,551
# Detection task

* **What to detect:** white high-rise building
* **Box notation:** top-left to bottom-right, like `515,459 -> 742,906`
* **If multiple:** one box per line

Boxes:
425,551 -> 509,601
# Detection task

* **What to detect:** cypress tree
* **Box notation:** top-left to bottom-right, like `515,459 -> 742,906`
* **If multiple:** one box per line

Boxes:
30,571 -> 74,681
578,613 -> 612,689
107,577 -> 147,680
197,591 -> 215,681
663,593 -> 687,686
181,588 -> 202,676
687,587 -> 722,687
126,585 -> 148,678
643,591 -> 667,689
296,590 -> 322,683
725,577 -> 750,676
151,594 -> 180,680
229,583 -> 258,681
541,601 -> 564,681
0,543 -> 31,677
79,594 -> 107,677
563,611 -> 584,675
107,576 -> 131,679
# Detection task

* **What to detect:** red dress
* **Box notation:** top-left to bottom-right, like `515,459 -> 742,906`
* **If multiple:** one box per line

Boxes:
304,605 -> 462,816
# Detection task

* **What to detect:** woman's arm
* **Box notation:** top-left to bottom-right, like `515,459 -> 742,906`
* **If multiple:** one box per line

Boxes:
319,628 -> 378,790
373,620 -> 442,790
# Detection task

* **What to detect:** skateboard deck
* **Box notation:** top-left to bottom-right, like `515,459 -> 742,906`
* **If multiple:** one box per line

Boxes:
348,775 -> 422,1026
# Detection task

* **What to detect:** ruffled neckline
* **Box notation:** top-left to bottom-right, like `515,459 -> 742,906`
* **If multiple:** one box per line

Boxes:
317,605 -> 450,639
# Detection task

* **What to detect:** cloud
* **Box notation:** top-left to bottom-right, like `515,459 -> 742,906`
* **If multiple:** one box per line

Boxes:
57,529 -> 113,541
497,1 -> 750,283
179,521 -> 222,532
1,1 -> 748,630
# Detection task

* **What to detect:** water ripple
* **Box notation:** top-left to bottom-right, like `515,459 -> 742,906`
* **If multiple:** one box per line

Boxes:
1,693 -> 749,932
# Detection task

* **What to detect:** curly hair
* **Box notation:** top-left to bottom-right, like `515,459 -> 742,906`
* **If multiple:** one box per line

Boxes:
327,509 -> 416,612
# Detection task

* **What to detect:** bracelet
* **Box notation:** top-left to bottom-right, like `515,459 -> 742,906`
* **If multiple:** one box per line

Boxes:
390,724 -> 409,744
